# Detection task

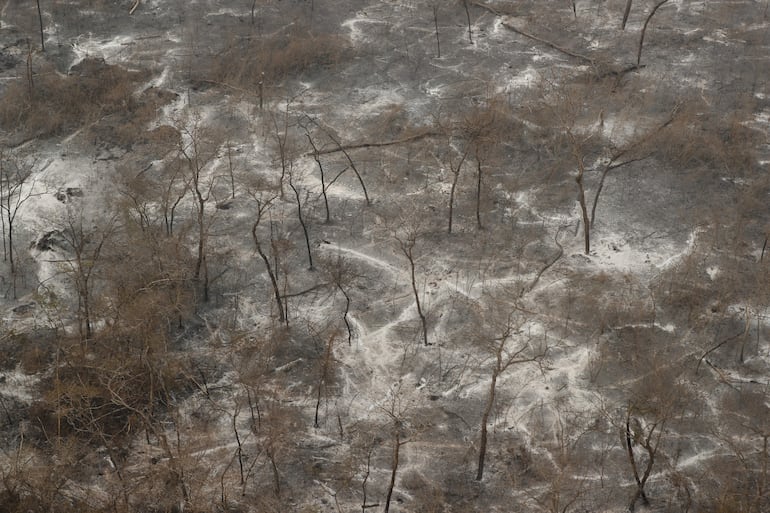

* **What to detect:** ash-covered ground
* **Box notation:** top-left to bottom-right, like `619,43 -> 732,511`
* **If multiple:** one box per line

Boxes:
1,1 -> 769,512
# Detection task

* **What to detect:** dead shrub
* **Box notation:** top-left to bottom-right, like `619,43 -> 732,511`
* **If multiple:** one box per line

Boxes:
202,27 -> 350,90
0,58 -> 174,145
30,343 -> 193,447
19,345 -> 47,375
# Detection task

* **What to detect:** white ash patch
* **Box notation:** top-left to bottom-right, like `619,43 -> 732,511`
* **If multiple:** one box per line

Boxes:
0,366 -> 40,404
342,15 -> 389,44
71,34 -> 135,66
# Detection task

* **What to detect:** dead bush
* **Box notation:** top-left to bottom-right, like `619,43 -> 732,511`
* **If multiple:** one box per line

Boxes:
0,58 -> 175,145
30,341 -> 194,448
19,345 -> 47,375
201,27 -> 350,90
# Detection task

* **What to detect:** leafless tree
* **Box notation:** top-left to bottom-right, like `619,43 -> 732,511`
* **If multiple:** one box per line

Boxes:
177,114 -> 224,302
288,171 -> 314,271
544,80 -> 679,254
589,108 -> 678,227
320,253 -> 360,346
303,116 -> 371,205
0,151 -> 39,297
637,0 -> 670,66
269,98 -> 295,199
305,130 -> 332,223
565,127 -> 592,254
430,2 -> 441,58
476,311 -> 548,481
462,0 -> 473,44
36,0 -> 44,51
395,227 -> 428,346
381,384 -> 410,513
359,437 -> 379,512
446,139 -> 471,235
59,205 -> 117,344
621,0 -> 633,29
460,97 -> 509,231
618,366 -> 687,511
160,160 -> 190,237
314,331 -> 338,428
251,194 -> 286,325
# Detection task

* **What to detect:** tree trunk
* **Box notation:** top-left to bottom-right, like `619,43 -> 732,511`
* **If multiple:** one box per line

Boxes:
406,247 -> 428,346
314,334 -> 335,428
432,5 -> 441,58
36,0 -> 45,52
475,159 -> 483,230
625,412 -> 652,511
338,283 -> 353,346
232,408 -> 244,484
7,218 -> 14,275
289,178 -> 314,270
384,430 -> 401,513
575,170 -> 590,254
253,225 -> 286,323
6,218 -> 15,299
361,445 -> 375,512
621,0 -> 633,30
307,118 -> 371,205
447,149 -> 469,234
463,0 -> 473,44
637,0 -> 669,66
83,283 -> 92,340
26,40 -> 34,99
0,181 -> 6,262
267,447 -> 281,497
306,133 -> 331,222
476,368 -> 498,481
448,169 -> 459,234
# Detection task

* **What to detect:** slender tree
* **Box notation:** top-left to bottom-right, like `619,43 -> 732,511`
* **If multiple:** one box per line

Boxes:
637,0 -> 670,66
621,0 -> 633,29
304,130 -> 331,223
431,2 -> 441,58
589,109 -> 677,227
251,196 -> 286,324
178,115 -> 223,302
60,206 -> 117,345
288,172 -> 314,271
566,128 -> 592,254
314,331 -> 338,428
396,229 -> 428,346
271,103 -> 293,199
447,144 -> 470,235
0,152 -> 38,297
36,0 -> 45,51
381,386 -> 409,513
303,116 -> 371,205
477,314 -> 547,481
462,0 -> 473,44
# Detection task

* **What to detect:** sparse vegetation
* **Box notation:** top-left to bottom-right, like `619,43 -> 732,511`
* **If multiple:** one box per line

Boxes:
0,0 -> 768,512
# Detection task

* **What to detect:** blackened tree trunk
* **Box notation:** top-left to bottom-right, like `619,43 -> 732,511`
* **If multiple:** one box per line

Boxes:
397,233 -> 428,346
288,175 -> 314,270
252,199 -> 286,324
36,0 -> 45,51
637,0 -> 669,66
